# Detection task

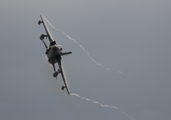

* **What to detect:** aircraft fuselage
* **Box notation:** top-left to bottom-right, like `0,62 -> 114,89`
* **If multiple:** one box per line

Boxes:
38,15 -> 71,95
46,44 -> 63,64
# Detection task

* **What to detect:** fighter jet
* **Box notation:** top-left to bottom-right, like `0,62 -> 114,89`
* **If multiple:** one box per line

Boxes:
38,15 -> 72,95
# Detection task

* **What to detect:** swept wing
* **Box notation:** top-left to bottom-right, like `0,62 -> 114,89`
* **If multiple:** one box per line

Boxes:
40,15 -> 55,44
58,59 -> 70,95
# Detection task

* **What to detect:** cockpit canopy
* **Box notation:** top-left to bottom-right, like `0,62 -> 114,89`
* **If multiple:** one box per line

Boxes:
50,41 -> 56,46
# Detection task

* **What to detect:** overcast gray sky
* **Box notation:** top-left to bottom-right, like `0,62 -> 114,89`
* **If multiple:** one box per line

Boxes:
1,0 -> 171,120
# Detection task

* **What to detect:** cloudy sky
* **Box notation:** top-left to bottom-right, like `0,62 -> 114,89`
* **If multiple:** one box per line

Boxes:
0,0 -> 171,120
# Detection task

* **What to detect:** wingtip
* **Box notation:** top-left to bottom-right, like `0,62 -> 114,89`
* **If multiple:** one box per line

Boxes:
40,15 -> 44,19
67,91 -> 70,96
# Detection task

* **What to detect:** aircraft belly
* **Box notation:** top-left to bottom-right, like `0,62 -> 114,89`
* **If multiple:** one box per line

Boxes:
47,52 -> 61,64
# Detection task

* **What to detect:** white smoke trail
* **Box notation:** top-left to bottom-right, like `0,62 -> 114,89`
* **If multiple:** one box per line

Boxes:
43,16 -> 135,120
70,93 -> 135,120
43,17 -> 128,77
